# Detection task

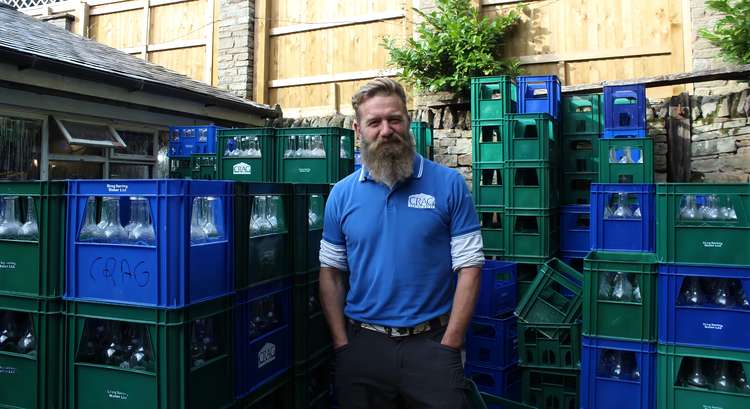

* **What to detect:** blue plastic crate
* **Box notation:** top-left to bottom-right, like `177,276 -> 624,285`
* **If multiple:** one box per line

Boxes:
603,85 -> 646,132
560,204 -> 591,254
602,129 -> 648,139
476,260 -> 517,316
590,183 -> 655,252
168,125 -> 222,158
581,336 -> 657,409
465,363 -> 521,404
658,263 -> 750,352
234,277 -> 293,399
65,179 -> 234,308
466,312 -> 518,369
517,75 -> 562,120
560,253 -> 585,273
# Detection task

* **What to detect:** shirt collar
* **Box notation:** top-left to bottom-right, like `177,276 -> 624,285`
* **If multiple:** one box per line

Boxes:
359,153 -> 424,182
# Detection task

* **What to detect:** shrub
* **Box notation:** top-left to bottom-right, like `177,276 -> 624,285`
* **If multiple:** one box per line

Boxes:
699,0 -> 750,65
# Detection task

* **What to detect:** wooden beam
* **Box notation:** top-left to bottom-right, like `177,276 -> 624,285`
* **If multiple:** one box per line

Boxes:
253,0 -> 270,104
562,64 -> 750,94
269,68 -> 400,89
118,39 -> 206,54
518,46 -> 671,66
75,0 -> 89,37
329,83 -> 339,114
667,92 -> 692,182
87,0 -> 185,16
141,0 -> 150,59
203,0 -> 214,84
269,10 -> 405,36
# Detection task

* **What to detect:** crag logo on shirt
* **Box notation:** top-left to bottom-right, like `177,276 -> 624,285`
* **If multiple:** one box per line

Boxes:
408,193 -> 436,209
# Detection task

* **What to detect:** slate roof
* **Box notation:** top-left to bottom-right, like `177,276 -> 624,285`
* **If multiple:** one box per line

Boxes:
0,3 -> 277,118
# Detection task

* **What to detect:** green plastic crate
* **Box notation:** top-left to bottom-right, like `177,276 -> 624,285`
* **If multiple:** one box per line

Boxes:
479,210 -> 504,257
168,158 -> 192,179
275,127 -> 354,184
583,251 -> 658,342
471,76 -> 518,121
291,184 -> 330,275
515,258 -> 583,325
0,295 -> 63,409
562,94 -> 602,135
410,121 -> 433,160
504,209 -> 560,261
562,133 -> 598,173
190,153 -> 217,180
473,164 -> 504,212
233,183 -> 293,290
521,367 -> 579,409
657,344 -> 750,409
293,352 -> 333,409
0,181 -> 65,298
293,271 -> 331,364
518,321 -> 581,370
217,128 -> 276,182
513,261 -> 546,301
472,120 -> 506,165
561,171 -> 597,205
505,161 -> 560,209
656,183 -> 750,266
234,370 -> 293,409
504,114 -> 559,163
65,296 -> 234,409
598,138 -> 654,184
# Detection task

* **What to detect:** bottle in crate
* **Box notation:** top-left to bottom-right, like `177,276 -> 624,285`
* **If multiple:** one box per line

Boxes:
217,128 -> 276,182
276,128 -> 354,184
598,138 -> 654,184
590,184 -> 655,253
65,179 -> 234,308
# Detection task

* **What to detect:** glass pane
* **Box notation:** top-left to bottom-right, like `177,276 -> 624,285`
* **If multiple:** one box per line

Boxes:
0,115 -> 41,180
115,130 -> 155,156
49,121 -> 104,155
109,163 -> 152,179
76,318 -> 155,372
60,120 -> 116,143
48,161 -> 103,179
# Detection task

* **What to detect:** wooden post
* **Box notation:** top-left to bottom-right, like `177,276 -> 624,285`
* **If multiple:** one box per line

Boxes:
667,92 -> 691,182
75,1 -> 89,38
204,0 -> 215,84
253,0 -> 270,104
329,83 -> 340,114
141,0 -> 151,60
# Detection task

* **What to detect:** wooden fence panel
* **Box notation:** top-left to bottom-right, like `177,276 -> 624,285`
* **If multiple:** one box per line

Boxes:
149,46 -> 206,80
149,0 -> 207,44
89,8 -> 144,49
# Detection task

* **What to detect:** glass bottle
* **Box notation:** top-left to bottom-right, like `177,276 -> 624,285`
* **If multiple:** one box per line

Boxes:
19,196 -> 39,240
598,272 -> 613,300
680,195 -> 700,220
609,147 -> 618,164
129,197 -> 156,245
79,197 -> 102,242
256,196 -> 272,234
190,197 -> 207,243
272,196 -> 286,232
99,197 -> 127,243
249,196 -> 261,237
719,196 -> 738,221
686,358 -> 709,389
713,279 -> 733,307
611,272 -> 633,302
0,196 -> 22,239
730,280 -> 750,310
16,327 -> 35,354
284,135 -> 294,158
266,195 -> 278,232
713,360 -> 736,392
702,195 -> 720,220
201,197 -> 221,240
613,193 -> 633,218
0,314 -> 18,352
340,135 -> 350,159
681,277 -> 705,306
302,135 -> 312,158
618,146 -> 632,164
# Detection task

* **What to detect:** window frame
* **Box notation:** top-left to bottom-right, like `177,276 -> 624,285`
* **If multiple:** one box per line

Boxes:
52,115 -> 128,149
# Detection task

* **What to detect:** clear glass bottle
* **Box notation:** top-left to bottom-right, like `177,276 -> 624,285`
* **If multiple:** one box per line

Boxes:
702,194 -> 720,220
79,197 -> 102,242
613,193 -> 634,218
201,197 -> 221,240
190,197 -> 207,243
611,272 -> 633,302
266,195 -> 278,232
0,196 -> 22,239
127,197 -> 156,245
686,357 -> 709,389
679,195 -> 700,220
19,196 -> 39,240
339,135 -> 350,159
713,279 -> 732,307
100,197 -> 127,243
598,272 -> 613,300
719,196 -> 738,221
681,277 -> 705,306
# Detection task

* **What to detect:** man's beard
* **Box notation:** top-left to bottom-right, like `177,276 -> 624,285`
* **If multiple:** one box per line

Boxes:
360,131 -> 415,187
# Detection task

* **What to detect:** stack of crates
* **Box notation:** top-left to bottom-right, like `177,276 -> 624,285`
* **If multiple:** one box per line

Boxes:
559,94 -> 602,270
471,75 -> 562,295
63,179 -> 236,409
0,181 -> 65,409
276,127 -> 354,184
655,183 -> 750,409
167,125 -> 222,180
290,184 -> 335,409
465,261 -> 521,402
233,182 -> 295,406
514,258 -> 583,409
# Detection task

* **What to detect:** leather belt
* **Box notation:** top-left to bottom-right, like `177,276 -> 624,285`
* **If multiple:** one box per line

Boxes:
350,314 -> 450,337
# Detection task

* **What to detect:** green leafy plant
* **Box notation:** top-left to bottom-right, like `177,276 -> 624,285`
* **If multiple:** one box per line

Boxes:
699,0 -> 750,65
382,0 -> 522,95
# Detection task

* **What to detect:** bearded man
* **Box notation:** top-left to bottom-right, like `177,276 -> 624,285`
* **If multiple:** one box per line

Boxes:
319,78 -> 484,409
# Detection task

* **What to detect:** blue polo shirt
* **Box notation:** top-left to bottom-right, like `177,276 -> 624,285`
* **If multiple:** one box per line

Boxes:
321,154 -> 481,327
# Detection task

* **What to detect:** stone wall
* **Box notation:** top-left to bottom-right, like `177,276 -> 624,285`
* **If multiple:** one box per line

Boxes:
217,0 -> 254,98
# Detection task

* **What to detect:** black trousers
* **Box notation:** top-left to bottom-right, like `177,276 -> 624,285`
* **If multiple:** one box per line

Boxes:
334,322 -> 470,409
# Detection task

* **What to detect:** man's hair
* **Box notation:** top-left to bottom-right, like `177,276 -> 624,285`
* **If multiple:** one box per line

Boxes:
351,78 -> 408,121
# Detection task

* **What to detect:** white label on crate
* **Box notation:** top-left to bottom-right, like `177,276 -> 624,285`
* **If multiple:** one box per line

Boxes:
0,261 -> 16,270
106,390 -> 129,400
258,342 -> 276,368
298,168 -> 312,173
702,241 -> 724,248
233,162 -> 252,175
408,193 -> 436,209
106,184 -> 129,193
702,322 -> 724,330
0,366 -> 16,375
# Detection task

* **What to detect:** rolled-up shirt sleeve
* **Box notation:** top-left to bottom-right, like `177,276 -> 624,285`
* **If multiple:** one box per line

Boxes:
319,187 -> 349,271
448,172 -> 484,271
